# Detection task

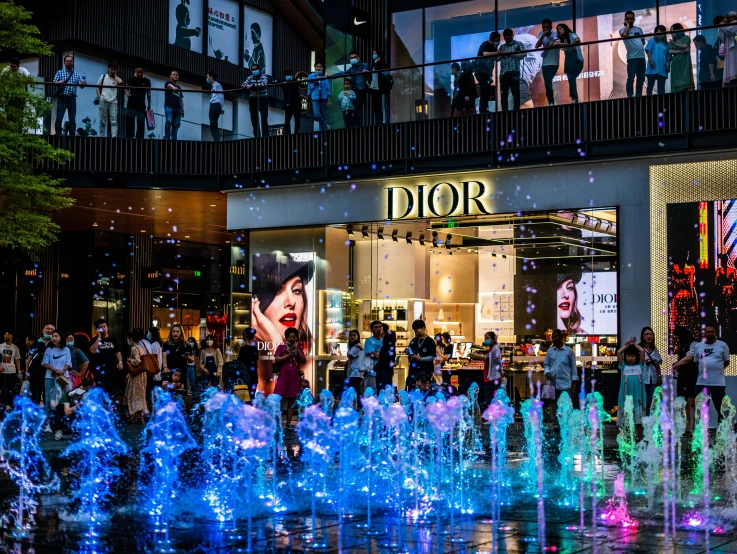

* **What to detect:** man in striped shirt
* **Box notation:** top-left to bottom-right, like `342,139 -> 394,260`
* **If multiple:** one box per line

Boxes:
53,55 -> 87,135
242,63 -> 269,138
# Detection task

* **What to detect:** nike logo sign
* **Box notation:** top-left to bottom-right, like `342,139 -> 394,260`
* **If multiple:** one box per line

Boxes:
354,18 -> 367,25
53,354 -> 64,360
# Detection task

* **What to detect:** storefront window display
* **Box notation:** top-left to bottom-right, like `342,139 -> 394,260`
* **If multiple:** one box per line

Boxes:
230,207 -> 619,408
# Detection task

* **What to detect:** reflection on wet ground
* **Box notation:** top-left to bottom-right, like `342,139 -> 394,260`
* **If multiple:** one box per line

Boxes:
0,422 -> 730,553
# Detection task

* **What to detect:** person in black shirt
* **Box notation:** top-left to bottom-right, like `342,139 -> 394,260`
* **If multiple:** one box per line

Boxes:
237,328 -> 259,396
441,332 -> 454,384
125,67 -> 151,138
162,323 -> 193,392
451,61 -> 478,116
282,69 -> 302,135
164,70 -> 184,141
375,327 -> 396,392
89,318 -> 123,395
406,319 -> 435,390
538,326 -> 554,353
26,323 -> 55,405
694,36 -> 721,90
475,31 -> 500,113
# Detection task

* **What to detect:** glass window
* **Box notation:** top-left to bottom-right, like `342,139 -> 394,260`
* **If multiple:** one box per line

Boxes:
497,0 -> 578,107
424,0 -> 494,118
575,2 -> 657,99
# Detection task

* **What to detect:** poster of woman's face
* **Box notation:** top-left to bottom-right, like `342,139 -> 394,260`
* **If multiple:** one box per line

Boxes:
251,252 -> 314,394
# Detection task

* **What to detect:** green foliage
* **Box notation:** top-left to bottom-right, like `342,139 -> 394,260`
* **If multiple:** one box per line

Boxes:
0,0 -> 73,252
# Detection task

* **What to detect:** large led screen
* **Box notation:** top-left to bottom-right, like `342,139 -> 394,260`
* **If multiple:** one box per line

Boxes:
667,200 -> 737,349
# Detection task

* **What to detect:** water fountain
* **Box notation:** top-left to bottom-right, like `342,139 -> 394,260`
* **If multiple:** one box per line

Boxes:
4,380 -> 737,553
139,389 -> 196,549
482,388 -> 515,552
379,404 -> 408,550
0,396 -> 59,537
62,388 -> 130,539
318,389 -> 334,417
297,404 -> 337,549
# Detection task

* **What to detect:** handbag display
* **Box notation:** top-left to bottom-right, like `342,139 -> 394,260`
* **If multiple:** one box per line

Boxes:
140,342 -> 160,376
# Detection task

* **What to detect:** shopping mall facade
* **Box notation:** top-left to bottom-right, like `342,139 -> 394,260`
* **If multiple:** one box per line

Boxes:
3,0 -> 737,412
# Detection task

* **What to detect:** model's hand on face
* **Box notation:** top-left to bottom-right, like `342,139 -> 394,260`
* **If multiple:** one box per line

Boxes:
252,297 -> 283,352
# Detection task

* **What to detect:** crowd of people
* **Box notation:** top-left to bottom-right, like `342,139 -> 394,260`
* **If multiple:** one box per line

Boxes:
1,319 -> 245,441
41,13 -> 733,141
1,315 -> 730,441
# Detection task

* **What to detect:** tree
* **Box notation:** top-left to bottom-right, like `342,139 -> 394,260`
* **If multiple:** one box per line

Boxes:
0,0 -> 73,252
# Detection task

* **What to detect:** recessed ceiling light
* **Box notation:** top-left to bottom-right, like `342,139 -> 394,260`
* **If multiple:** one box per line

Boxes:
92,223 -> 98,227
210,204 -> 217,207
185,235 -> 190,238
140,229 -> 146,233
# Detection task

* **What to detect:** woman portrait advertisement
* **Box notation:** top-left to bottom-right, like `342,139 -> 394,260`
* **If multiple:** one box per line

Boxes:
556,270 -> 588,335
251,252 -> 314,394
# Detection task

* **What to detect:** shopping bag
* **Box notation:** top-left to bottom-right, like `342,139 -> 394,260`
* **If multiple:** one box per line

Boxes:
541,383 -> 556,400
233,379 -> 251,403
146,108 -> 156,130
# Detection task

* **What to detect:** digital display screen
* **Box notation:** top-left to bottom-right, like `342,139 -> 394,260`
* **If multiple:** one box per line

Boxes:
667,200 -> 737,349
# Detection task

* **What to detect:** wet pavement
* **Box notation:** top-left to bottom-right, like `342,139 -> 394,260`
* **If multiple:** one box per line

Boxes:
0,421 -> 732,553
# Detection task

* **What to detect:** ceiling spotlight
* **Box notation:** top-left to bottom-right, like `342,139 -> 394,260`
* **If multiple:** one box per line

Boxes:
361,225 -> 369,238
502,254 -> 507,259
406,232 -> 413,245
378,227 -> 384,240
392,229 -> 399,242
432,231 -> 438,248
419,234 -> 425,246
347,225 -> 354,236
492,252 -> 497,258
445,234 -> 452,247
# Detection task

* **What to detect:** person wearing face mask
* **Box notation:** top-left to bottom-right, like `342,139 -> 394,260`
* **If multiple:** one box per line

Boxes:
124,328 -> 148,424
274,327 -> 306,428
475,32 -> 500,113
41,330 -> 72,410
206,71 -> 224,142
307,61 -> 331,131
200,334 -> 223,392
140,326 -> 163,410
27,323 -> 56,406
64,333 -> 89,389
1,331 -> 21,411
282,69 -> 301,134
484,332 -> 504,399
242,63 -> 269,138
334,51 -> 370,126
368,49 -> 391,125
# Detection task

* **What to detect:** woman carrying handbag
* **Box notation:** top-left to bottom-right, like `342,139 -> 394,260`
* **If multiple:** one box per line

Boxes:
124,329 -> 149,424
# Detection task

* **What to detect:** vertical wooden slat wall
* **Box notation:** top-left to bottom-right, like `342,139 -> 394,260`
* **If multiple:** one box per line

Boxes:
128,235 -> 154,332
35,245 -> 60,327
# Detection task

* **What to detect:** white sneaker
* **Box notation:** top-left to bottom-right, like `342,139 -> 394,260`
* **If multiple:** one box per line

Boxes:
54,430 -> 63,441
45,423 -> 52,433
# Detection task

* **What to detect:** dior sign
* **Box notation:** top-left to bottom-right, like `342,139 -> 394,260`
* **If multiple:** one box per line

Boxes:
386,181 -> 492,220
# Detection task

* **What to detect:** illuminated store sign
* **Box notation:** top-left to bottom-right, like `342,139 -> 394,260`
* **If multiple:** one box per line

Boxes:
387,181 -> 492,220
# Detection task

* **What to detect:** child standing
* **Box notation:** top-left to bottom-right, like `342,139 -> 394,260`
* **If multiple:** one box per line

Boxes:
339,79 -> 358,128
616,336 -> 647,429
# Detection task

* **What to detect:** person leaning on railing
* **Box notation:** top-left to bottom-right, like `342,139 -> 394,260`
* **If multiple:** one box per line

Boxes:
307,61 -> 331,131
242,63 -> 269,138
475,32 -> 499,113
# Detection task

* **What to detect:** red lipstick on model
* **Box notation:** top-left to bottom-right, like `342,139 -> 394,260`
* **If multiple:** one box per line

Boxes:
558,302 -> 570,310
280,312 -> 298,327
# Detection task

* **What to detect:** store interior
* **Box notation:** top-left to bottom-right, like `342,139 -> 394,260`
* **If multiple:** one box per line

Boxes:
231,207 -> 620,407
